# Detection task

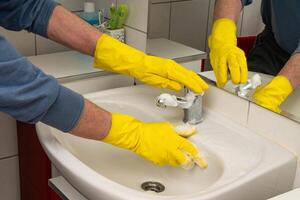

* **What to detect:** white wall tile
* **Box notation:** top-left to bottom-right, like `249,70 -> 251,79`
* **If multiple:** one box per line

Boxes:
0,157 -> 20,200
117,0 -> 148,32
203,85 -> 249,126
56,0 -> 85,11
0,28 -> 35,56
0,113 -> 18,159
36,35 -> 69,55
125,27 -> 147,52
62,74 -> 134,94
247,103 -> 300,187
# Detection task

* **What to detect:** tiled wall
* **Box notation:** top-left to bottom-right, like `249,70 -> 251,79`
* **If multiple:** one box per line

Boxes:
148,0 -> 264,72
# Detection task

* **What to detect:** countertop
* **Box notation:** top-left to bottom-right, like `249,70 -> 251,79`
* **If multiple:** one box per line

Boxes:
146,38 -> 207,63
27,51 -> 104,80
28,39 -> 207,81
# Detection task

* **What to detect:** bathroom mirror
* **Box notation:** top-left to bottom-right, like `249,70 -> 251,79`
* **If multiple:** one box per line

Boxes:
199,71 -> 300,123
146,0 -> 300,123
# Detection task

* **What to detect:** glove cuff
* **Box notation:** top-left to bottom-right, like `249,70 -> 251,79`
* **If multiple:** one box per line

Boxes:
209,18 -> 238,48
254,75 -> 293,113
101,113 -> 140,149
93,34 -> 145,74
273,75 -> 293,99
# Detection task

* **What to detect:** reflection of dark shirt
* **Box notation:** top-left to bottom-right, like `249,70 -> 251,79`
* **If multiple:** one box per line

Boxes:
242,0 -> 300,54
0,0 -> 84,132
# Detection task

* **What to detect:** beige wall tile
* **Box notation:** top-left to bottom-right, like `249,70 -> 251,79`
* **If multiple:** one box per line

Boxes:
148,3 -> 170,39
151,0 -> 170,3
118,0 -> 148,32
56,0 -> 85,11
0,157 -> 20,200
0,113 -> 18,159
170,0 -> 210,51
0,28 -> 35,56
125,27 -> 147,52
36,35 -> 69,55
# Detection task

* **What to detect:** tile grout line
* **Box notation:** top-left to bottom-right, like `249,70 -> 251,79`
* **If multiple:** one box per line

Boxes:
0,154 -> 18,161
246,101 -> 251,124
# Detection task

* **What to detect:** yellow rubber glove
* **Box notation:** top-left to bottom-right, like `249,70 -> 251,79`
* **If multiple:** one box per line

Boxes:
102,113 -> 208,169
208,18 -> 248,88
94,34 -> 208,93
253,75 -> 293,113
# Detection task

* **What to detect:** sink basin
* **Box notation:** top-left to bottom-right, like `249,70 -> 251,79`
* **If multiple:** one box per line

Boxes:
36,85 -> 296,200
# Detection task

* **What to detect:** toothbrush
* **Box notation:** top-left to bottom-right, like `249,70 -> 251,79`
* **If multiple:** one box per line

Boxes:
108,2 -> 118,29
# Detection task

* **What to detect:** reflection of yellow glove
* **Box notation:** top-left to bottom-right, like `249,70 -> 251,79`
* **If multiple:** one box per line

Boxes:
253,76 -> 293,113
208,19 -> 248,88
102,113 -> 207,169
94,34 -> 208,93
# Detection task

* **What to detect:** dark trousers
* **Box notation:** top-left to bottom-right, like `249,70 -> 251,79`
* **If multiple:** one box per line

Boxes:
247,28 -> 291,76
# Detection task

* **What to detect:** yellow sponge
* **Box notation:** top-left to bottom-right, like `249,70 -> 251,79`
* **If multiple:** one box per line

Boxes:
175,124 -> 197,138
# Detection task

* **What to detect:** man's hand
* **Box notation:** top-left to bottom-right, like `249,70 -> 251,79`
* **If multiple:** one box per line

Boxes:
209,0 -> 248,87
48,6 -> 208,93
253,75 -> 293,113
47,5 -> 208,169
101,113 -> 208,169
208,18 -> 248,88
253,53 -> 300,113
94,34 -> 209,93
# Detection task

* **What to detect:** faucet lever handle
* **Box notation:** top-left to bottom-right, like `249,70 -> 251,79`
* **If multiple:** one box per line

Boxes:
156,94 -> 178,108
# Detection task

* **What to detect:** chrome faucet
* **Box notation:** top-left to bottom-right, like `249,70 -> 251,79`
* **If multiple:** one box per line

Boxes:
156,88 -> 204,125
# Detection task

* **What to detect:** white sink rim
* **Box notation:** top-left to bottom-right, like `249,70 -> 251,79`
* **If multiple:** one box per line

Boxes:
36,85 -> 296,200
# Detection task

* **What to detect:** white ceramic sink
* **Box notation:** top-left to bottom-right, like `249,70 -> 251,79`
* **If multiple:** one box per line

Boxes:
36,85 -> 296,200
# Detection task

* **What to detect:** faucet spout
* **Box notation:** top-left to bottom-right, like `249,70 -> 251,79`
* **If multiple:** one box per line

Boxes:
156,88 -> 204,125
183,93 -> 203,124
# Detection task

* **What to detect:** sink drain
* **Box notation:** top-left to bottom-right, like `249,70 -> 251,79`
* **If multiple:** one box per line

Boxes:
141,181 -> 165,193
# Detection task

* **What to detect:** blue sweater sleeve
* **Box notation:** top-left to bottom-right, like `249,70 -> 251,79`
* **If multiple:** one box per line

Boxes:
0,34 -> 84,132
0,0 -> 58,37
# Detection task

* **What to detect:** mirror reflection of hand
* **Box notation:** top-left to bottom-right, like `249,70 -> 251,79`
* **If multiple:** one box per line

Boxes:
253,75 -> 293,113
208,19 -> 248,88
